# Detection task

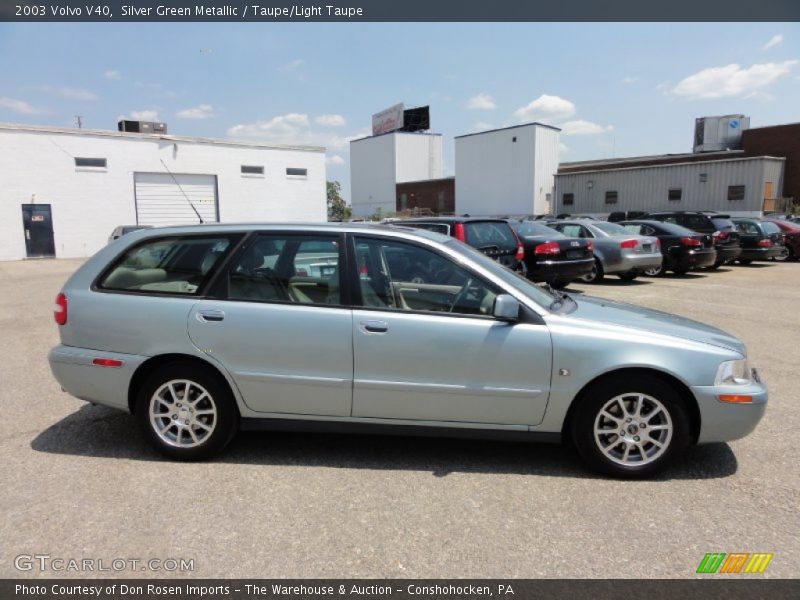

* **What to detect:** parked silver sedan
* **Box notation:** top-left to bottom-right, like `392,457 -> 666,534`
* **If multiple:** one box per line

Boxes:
548,220 -> 663,283
48,223 -> 765,478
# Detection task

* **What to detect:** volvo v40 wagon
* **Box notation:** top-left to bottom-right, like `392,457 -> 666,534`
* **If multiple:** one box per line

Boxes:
48,223 -> 766,478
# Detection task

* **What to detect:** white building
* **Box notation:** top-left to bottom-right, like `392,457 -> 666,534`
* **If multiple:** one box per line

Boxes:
455,123 -> 560,216
349,131 -> 443,217
0,122 -> 326,261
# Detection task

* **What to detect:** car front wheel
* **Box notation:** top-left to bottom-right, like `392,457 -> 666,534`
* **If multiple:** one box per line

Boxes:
571,375 -> 691,478
136,362 -> 238,460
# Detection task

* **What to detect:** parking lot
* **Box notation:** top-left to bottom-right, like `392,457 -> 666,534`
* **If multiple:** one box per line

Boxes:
0,258 -> 798,579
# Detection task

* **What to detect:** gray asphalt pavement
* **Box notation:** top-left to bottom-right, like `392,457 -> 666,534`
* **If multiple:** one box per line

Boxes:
0,258 -> 797,578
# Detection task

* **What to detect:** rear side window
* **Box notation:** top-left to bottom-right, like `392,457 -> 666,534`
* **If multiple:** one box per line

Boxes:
463,222 -> 516,248
405,223 -> 450,235
761,222 -> 781,234
99,236 -> 234,295
683,215 -> 713,232
622,224 -> 644,235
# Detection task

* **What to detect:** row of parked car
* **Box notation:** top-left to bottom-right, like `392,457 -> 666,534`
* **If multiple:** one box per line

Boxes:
394,211 -> 799,288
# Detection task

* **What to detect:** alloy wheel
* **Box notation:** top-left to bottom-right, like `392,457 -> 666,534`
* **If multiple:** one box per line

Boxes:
149,379 -> 218,448
593,392 -> 673,466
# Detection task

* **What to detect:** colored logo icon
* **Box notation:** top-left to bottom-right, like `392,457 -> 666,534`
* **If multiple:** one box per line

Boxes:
696,552 -> 773,574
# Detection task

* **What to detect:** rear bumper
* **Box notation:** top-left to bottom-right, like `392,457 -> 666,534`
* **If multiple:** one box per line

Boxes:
715,245 -> 742,262
672,248 -> 717,270
608,252 -> 663,274
692,379 -> 767,444
740,247 -> 783,261
527,257 -> 594,282
48,344 -> 148,412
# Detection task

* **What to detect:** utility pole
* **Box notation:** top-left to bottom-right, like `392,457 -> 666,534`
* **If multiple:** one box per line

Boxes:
74,116 -> 83,129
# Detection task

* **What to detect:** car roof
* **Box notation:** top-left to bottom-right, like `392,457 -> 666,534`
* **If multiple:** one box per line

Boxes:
400,216 -> 508,224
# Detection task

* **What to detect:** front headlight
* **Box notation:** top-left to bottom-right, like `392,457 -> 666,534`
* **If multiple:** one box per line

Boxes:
715,359 -> 752,386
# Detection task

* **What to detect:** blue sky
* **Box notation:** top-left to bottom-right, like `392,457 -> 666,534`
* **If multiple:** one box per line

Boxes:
1,22 -> 799,201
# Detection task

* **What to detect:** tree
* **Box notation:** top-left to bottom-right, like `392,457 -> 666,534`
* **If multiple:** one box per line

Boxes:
327,180 -> 351,221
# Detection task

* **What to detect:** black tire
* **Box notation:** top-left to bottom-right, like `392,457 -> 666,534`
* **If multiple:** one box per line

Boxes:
135,361 -> 239,461
707,261 -> 722,270
617,272 -> 637,281
550,279 -> 569,289
673,267 -> 689,275
580,258 -> 604,283
738,259 -> 752,265
570,374 -> 692,479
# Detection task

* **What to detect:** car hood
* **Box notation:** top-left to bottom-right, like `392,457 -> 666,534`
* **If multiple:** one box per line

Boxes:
565,295 -> 745,355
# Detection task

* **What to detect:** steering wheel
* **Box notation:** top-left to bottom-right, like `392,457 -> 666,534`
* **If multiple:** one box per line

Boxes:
448,276 -> 475,313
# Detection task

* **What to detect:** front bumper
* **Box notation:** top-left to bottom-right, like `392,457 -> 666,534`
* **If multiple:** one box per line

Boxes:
48,344 -> 148,412
527,257 -> 594,282
608,252 -> 664,274
692,376 -> 767,444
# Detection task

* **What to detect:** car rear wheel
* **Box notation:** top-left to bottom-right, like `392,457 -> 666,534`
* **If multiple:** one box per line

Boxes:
643,264 -> 663,277
738,259 -> 752,265
774,247 -> 790,262
136,362 -> 238,460
580,258 -> 604,283
617,272 -> 637,281
571,375 -> 691,478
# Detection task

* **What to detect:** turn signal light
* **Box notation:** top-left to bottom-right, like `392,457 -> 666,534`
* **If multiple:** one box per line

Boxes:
718,394 -> 753,404
535,241 -> 561,256
92,358 -> 124,368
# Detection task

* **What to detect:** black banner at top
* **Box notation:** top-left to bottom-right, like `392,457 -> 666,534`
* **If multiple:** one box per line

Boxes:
2,0 -> 800,22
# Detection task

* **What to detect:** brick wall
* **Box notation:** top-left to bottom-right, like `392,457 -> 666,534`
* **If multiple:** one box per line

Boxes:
742,123 -> 800,205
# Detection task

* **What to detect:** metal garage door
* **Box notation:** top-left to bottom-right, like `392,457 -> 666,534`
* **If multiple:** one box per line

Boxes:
134,172 -> 218,226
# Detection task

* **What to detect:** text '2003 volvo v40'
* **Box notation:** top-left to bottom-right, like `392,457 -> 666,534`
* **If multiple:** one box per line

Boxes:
48,223 -> 766,478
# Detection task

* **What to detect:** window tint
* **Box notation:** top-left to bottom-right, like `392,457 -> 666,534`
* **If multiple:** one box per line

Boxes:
405,223 -> 450,235
354,237 -> 500,316
593,222 -> 630,236
761,221 -> 781,234
684,215 -> 712,231
513,221 -> 564,237
736,221 -> 760,235
227,235 -> 341,305
711,218 -> 736,231
623,224 -> 643,235
463,222 -> 517,249
556,224 -> 587,238
99,236 -> 233,295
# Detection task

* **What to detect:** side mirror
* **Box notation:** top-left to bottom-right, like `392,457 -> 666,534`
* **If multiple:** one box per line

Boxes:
493,294 -> 520,321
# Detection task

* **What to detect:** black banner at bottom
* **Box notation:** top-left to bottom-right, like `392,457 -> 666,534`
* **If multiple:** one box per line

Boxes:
3,580 -> 799,600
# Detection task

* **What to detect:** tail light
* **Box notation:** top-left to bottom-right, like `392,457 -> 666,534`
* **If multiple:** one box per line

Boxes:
715,230 -> 729,241
511,230 -> 525,262
535,241 -> 561,256
619,239 -> 638,249
92,358 -> 124,368
681,237 -> 703,247
655,238 -> 661,249
757,239 -> 772,248
587,240 -> 593,251
54,293 -> 67,325
453,223 -> 466,242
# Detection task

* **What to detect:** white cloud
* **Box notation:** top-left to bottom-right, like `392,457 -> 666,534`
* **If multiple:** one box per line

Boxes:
559,142 -> 569,154
37,86 -> 98,101
465,93 -> 496,110
228,113 -> 365,150
671,61 -> 798,99
326,154 -> 346,166
472,121 -> 494,131
762,34 -> 784,51
621,76 -> 638,85
104,69 -> 121,80
560,120 -> 614,135
127,110 -> 160,121
176,104 -> 215,119
0,97 -> 48,115
280,58 -> 304,71
513,94 -> 576,122
315,114 -> 346,127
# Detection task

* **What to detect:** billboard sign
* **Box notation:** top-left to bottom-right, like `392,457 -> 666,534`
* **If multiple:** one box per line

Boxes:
372,103 -> 405,136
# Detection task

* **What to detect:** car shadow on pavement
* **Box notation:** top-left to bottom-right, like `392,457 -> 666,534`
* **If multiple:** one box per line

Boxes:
31,404 -> 738,481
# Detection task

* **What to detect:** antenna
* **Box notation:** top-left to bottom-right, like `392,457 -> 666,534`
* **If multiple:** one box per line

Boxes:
74,116 -> 83,129
159,158 -> 204,224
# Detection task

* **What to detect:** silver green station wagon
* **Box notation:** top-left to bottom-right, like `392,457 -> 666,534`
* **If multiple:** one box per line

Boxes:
48,223 -> 766,478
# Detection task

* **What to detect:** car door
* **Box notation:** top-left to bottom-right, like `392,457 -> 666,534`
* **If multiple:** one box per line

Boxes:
187,232 -> 353,416
349,234 -> 552,426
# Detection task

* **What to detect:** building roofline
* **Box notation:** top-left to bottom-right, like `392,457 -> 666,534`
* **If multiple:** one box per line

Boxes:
0,122 -> 326,153
560,149 -> 743,169
396,176 -> 455,184
455,121 -> 561,139
349,130 -> 443,144
556,154 -> 785,177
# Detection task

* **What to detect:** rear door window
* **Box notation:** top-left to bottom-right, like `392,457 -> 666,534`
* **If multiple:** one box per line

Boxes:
98,236 -> 236,295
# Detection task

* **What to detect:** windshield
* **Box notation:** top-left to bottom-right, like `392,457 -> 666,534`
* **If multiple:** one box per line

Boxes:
711,218 -> 736,231
445,239 -> 557,309
761,221 -> 781,234
464,221 -> 517,249
592,222 -> 631,236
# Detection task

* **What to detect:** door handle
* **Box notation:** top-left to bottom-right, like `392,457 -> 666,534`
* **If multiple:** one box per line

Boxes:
197,309 -> 225,322
360,320 -> 388,334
